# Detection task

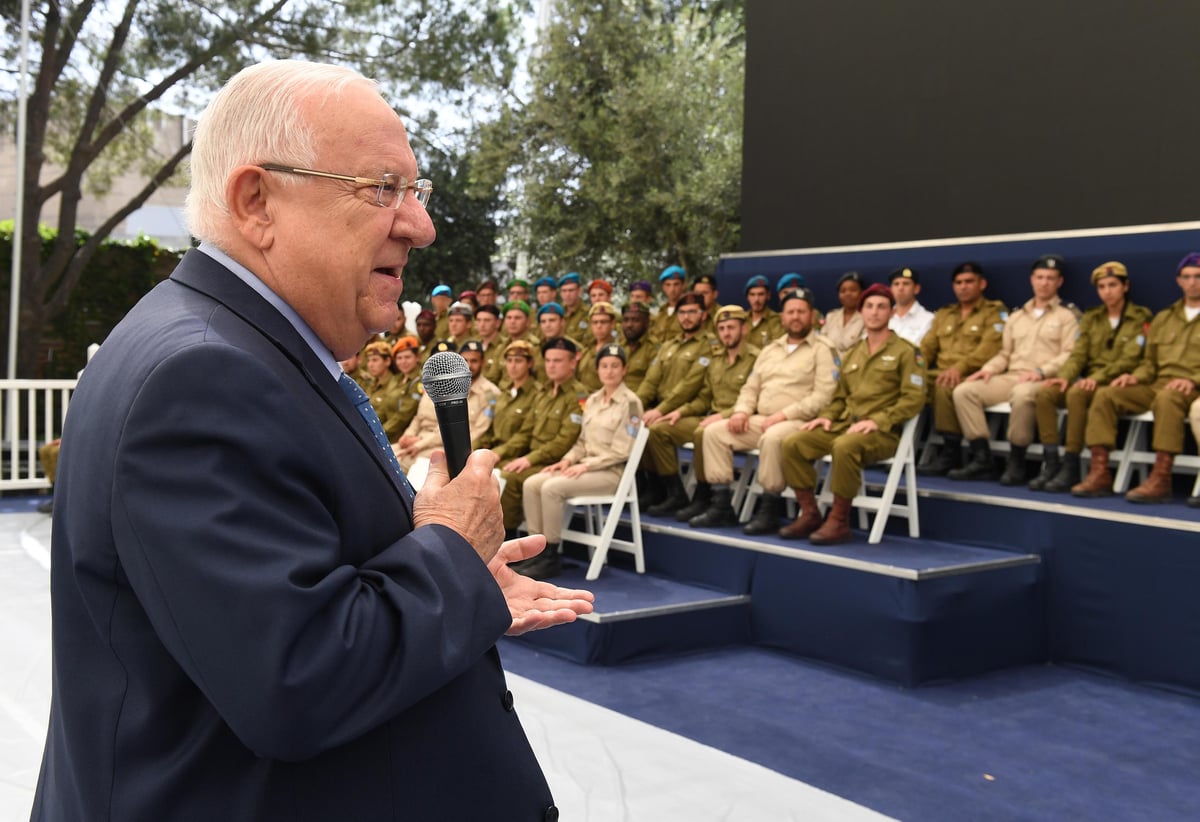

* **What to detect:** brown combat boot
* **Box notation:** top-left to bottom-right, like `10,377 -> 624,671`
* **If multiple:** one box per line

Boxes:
809,494 -> 854,545
778,489 -> 823,539
1071,446 -> 1113,497
1125,451 -> 1174,504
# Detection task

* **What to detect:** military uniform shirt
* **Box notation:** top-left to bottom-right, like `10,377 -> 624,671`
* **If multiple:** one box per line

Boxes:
636,334 -> 719,413
561,383 -> 644,471
621,337 -> 659,393
675,344 -> 760,418
1057,302 -> 1152,384
820,333 -> 926,432
733,333 -> 838,420
493,377 -> 588,465
747,311 -> 783,350
1131,300 -> 1200,385
920,299 -> 1008,374
979,296 -> 1079,377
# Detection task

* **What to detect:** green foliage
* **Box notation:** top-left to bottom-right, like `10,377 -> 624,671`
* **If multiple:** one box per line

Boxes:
474,0 -> 745,285
0,225 -> 182,377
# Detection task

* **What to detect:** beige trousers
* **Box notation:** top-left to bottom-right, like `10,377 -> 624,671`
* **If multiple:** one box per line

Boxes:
522,466 -> 623,543
952,374 -> 1040,446
701,416 -> 809,492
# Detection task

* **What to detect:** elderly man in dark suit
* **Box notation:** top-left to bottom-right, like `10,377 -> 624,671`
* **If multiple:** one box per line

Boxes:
30,60 -> 591,822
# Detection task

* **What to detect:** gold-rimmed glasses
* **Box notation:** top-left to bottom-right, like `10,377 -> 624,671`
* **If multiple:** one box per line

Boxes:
258,163 -> 433,209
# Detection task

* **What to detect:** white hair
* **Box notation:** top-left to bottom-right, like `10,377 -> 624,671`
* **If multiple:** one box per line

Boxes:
185,60 -> 379,245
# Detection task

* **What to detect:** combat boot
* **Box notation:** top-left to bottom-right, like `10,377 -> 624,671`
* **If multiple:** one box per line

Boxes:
688,485 -> 739,528
778,489 -> 823,539
1028,446 -> 1060,490
808,494 -> 854,545
1125,451 -> 1174,504
674,482 -> 712,522
646,474 -> 689,516
742,493 -> 784,535
637,471 -> 665,509
917,435 -> 963,476
514,541 -> 562,579
998,446 -> 1028,486
947,438 -> 996,481
1042,451 -> 1081,493
1071,446 -> 1113,497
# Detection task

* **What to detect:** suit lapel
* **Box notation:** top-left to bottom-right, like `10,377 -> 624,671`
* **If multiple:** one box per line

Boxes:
171,250 -> 415,524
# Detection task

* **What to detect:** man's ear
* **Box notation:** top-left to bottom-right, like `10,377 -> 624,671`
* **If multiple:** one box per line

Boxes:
226,166 -> 275,249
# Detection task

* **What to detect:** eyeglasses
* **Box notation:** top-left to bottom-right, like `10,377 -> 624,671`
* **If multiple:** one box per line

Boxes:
258,163 -> 433,209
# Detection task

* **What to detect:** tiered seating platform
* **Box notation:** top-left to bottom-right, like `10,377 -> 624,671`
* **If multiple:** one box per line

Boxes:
513,470 -> 1200,695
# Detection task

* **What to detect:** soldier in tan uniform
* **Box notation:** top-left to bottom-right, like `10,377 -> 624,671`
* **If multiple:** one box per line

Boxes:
474,340 -> 540,450
916,262 -> 1008,475
691,289 -> 838,529
619,302 -> 658,392
1030,261 -> 1150,492
744,275 -> 783,350
389,335 -> 425,437
649,266 -> 687,344
1190,397 -> 1200,507
576,302 -> 620,392
819,271 -> 866,354
495,337 -> 587,540
520,344 -> 643,579
780,284 -> 926,544
1073,252 -> 1200,502
635,293 -> 718,508
950,255 -> 1080,484
644,305 -> 759,518
394,340 -> 500,471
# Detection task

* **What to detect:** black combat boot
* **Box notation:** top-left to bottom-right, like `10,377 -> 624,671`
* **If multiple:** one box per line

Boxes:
675,482 -> 712,522
1042,451 -> 1081,493
688,485 -> 739,528
998,446 -> 1028,486
646,474 -> 689,517
1027,445 -> 1060,491
917,435 -> 963,476
947,438 -> 996,481
514,541 -> 562,579
742,493 -> 784,535
637,471 -> 666,509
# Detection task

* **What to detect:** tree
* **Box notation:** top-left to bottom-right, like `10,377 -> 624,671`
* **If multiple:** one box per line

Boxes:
473,0 -> 744,286
0,0 -> 527,376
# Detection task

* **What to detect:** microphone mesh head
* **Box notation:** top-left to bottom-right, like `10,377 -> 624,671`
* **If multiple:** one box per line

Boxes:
422,351 -> 472,402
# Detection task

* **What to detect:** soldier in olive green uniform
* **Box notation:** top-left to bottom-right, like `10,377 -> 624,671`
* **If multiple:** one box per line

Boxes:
917,262 -> 1008,475
414,309 -> 438,367
473,304 -> 507,386
744,275 -> 783,350
781,285 -> 926,545
576,302 -> 620,393
495,337 -> 588,536
635,293 -> 718,508
361,341 -> 406,441
619,303 -> 658,393
389,336 -> 425,437
1073,252 -> 1200,503
691,273 -> 724,340
1030,261 -> 1151,492
649,265 -> 688,344
475,340 -> 541,450
647,306 -> 759,519
430,284 -> 453,341
557,272 -> 592,346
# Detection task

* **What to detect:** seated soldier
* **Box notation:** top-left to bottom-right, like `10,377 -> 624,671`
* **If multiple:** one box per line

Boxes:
414,309 -> 438,364
1073,252 -> 1200,503
445,300 -> 474,350
576,302 -> 620,393
494,337 -> 587,541
389,335 -> 425,436
558,273 -> 591,344
820,271 -> 865,354
533,276 -> 558,307
521,344 -> 643,579
361,340 -> 405,442
744,275 -> 783,350
475,340 -> 541,451
506,277 -> 531,305
1030,261 -> 1150,492
779,284 -> 926,544
647,305 -> 759,520
619,302 -> 657,392
628,280 -> 655,307
887,267 -> 934,346
430,283 -> 453,340
691,289 -> 838,530
473,304 -> 506,385
649,266 -> 687,344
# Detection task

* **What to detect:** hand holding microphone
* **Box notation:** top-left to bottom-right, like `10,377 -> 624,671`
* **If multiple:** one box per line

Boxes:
421,351 -> 473,477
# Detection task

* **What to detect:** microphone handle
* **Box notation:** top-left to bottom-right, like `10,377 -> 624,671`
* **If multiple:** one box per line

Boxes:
432,397 -> 472,478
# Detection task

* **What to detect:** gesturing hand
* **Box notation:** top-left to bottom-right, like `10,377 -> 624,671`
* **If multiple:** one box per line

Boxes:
488,535 -> 595,634
414,450 -> 505,564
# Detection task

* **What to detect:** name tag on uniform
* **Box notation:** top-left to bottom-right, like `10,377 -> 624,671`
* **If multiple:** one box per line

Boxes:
698,356 -> 710,366
570,413 -> 583,424
910,374 -> 924,386
882,355 -> 896,362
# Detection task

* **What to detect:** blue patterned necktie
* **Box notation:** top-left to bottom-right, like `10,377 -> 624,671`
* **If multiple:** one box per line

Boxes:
337,372 -> 415,502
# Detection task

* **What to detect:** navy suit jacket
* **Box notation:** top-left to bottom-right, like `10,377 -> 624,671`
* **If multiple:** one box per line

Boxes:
32,251 -> 555,820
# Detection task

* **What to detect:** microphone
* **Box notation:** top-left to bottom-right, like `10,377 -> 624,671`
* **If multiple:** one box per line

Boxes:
421,351 -> 473,478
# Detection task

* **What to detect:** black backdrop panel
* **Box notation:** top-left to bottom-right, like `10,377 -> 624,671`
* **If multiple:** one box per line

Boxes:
742,1 -> 1200,250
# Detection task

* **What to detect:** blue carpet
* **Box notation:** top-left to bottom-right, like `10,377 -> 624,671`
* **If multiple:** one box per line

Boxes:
499,641 -> 1200,821
0,493 -> 50,514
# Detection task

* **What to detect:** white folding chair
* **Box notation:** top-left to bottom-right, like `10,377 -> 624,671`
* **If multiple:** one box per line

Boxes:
815,414 -> 921,544
561,423 -> 651,580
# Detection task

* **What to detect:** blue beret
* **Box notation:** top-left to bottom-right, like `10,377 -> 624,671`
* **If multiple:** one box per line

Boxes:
534,276 -> 558,289
744,275 -> 770,293
776,272 -> 805,291
658,265 -> 686,283
431,284 -> 453,297
536,302 -> 565,318
558,272 -> 581,286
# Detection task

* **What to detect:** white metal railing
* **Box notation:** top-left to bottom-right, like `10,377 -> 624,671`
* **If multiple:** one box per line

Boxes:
1,379 -> 79,490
